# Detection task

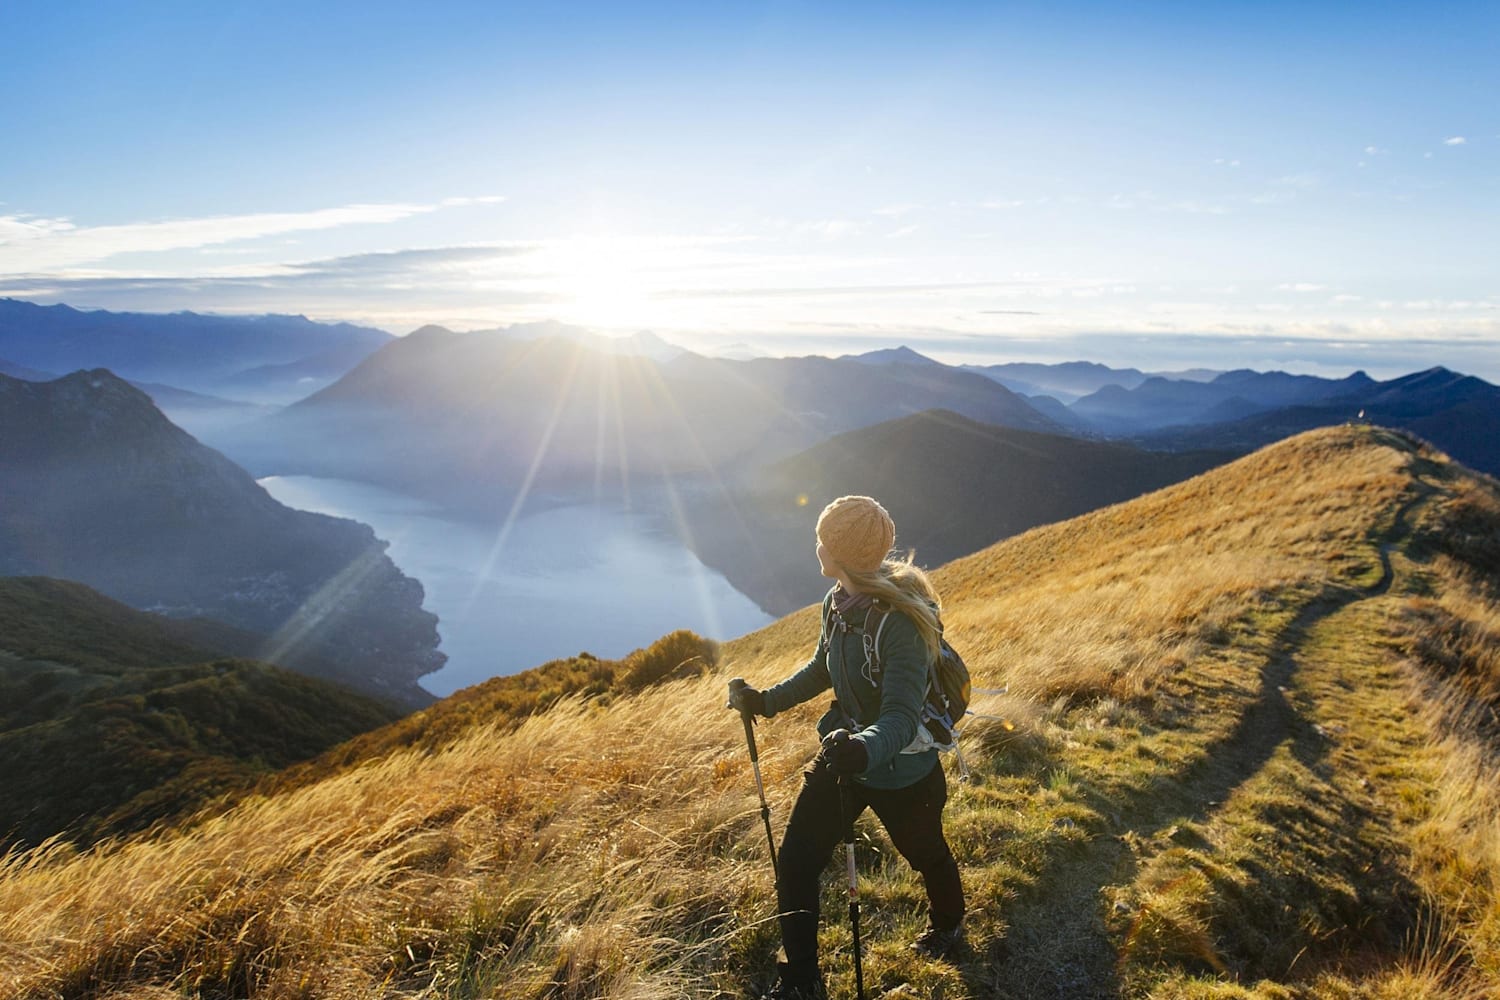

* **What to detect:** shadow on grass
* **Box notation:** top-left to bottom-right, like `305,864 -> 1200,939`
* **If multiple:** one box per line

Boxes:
952,484 -> 1439,998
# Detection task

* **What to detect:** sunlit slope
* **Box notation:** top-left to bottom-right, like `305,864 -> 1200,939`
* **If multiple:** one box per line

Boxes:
3,425 -> 1498,1000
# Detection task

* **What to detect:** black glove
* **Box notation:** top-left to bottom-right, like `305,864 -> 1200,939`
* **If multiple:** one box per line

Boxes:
820,728 -> 869,775
726,678 -> 767,718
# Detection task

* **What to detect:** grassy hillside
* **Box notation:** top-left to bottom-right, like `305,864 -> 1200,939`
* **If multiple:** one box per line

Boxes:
0,579 -> 403,851
3,426 -> 1499,999
0,576 -> 269,674
258,629 -> 721,799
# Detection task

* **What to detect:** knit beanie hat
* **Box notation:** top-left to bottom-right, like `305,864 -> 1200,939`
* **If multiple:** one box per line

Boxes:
816,495 -> 895,574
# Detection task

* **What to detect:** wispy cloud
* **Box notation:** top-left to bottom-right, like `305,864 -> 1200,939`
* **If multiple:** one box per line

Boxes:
0,198 -> 506,273
1443,136 -> 1467,146
284,244 -> 535,278
0,214 -> 79,242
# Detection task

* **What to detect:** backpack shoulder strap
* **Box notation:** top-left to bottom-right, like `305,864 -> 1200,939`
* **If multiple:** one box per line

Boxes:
862,604 -> 892,686
819,589 -> 839,653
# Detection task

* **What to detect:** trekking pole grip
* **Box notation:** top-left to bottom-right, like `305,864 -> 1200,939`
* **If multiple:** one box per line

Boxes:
728,678 -> 760,758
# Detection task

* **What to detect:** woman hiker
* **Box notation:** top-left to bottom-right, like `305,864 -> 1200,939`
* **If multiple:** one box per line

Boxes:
727,495 -> 966,1000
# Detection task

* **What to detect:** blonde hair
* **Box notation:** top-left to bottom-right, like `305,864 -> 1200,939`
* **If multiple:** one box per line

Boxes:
842,551 -> 943,662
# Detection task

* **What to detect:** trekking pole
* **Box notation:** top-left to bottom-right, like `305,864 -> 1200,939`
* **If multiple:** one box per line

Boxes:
839,775 -> 867,1000
728,678 -> 778,877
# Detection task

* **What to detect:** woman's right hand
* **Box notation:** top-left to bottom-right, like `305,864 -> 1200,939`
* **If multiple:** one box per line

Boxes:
726,678 -> 767,717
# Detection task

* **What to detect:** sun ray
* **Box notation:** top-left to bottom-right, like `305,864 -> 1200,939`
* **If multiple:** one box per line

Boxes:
257,546 -> 394,670
591,351 -> 634,509
460,339 -> 586,618
606,353 -> 796,639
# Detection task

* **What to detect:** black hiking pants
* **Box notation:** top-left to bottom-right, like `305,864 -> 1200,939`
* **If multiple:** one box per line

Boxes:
776,756 -> 964,973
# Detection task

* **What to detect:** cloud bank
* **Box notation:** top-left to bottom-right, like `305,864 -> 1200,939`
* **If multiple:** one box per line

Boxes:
0,198 -> 506,273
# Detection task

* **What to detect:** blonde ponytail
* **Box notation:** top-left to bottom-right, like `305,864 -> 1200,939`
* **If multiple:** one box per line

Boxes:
843,552 -> 943,662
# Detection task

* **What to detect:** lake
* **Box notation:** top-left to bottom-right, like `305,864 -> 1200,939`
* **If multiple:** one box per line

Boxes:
257,476 -> 776,696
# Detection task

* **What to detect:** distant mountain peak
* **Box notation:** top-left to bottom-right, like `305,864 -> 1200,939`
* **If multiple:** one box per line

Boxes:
20,367 -> 155,411
712,341 -> 769,361
407,324 -> 458,341
848,345 -> 943,366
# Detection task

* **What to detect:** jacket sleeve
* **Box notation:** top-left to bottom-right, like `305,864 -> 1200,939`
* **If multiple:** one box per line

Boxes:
854,611 -> 928,772
762,593 -> 835,716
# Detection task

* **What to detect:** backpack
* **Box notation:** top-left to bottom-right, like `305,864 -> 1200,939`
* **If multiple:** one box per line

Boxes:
822,601 -> 974,754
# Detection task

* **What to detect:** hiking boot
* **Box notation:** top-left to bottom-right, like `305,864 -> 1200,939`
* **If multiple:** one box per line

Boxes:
910,923 -> 965,960
761,982 -> 826,1000
761,961 -> 827,1000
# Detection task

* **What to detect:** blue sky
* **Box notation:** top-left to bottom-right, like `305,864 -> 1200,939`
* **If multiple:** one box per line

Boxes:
2,1 -> 1496,378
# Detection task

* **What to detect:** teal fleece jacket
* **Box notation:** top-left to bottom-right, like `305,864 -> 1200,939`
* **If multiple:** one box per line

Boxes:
761,588 -> 938,790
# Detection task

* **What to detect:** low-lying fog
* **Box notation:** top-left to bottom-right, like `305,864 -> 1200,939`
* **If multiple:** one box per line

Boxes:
258,476 -> 775,696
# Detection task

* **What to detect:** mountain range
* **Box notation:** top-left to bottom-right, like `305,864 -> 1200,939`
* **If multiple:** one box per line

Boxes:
10,298 -> 1494,481
0,369 -> 443,705
0,298 -> 392,403
6,299 -> 1497,697
203,322 -> 1499,614
1070,368 -> 1379,431
217,326 -> 1065,513
1139,366 -> 1500,477
963,359 -> 1152,403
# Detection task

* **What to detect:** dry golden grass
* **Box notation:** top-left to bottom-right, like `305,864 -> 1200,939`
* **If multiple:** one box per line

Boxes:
4,424 -> 1500,999
1395,554 -> 1500,990
2,689 -> 765,998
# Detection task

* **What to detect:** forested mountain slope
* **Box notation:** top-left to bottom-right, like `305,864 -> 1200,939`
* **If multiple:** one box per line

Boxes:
0,578 -> 402,851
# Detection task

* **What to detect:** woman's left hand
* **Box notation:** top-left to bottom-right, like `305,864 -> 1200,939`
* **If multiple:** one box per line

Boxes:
820,728 -> 869,775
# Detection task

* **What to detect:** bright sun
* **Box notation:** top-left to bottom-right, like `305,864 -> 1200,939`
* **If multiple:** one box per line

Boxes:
538,237 -> 658,329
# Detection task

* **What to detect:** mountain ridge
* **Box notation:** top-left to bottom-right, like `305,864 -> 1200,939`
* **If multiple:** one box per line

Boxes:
221,330 -> 1066,513
1140,365 -> 1500,476
1069,368 -> 1377,431
0,297 -> 392,402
